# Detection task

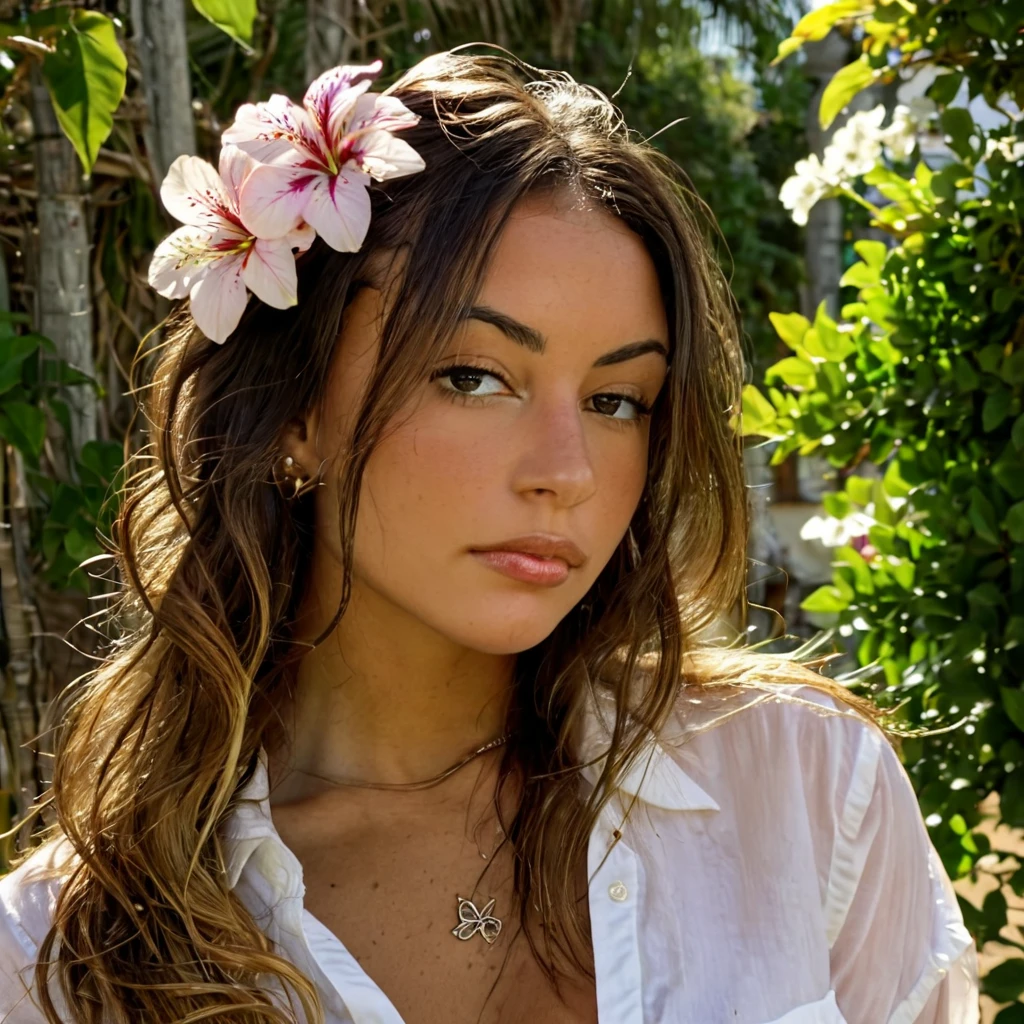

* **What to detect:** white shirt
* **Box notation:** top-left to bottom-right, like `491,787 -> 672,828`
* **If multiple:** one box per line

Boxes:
0,683 -> 979,1023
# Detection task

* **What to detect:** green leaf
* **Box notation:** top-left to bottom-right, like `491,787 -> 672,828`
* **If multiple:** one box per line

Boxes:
928,70 -> 964,107
966,8 -> 1005,36
772,0 -> 871,63
192,0 -> 258,47
984,959 -> 1024,1004
801,584 -> 850,614
883,457 -> 912,498
768,311 -> 811,351
0,334 -> 43,394
765,357 -> 817,390
835,545 -> 874,594
64,526 -> 100,564
993,287 -> 1017,314
979,343 -> 1004,374
41,11 -> 127,175
993,1002 -> 1024,1024
853,239 -> 888,270
0,401 -> 47,457
968,487 -> 1000,544
940,108 -> 976,161
773,36 -> 805,62
1013,414 -> 1024,451
983,389 -> 1012,432
740,385 -> 778,437
839,261 -> 879,289
890,558 -> 915,590
994,454 -> 1024,500
78,439 -> 123,484
1001,348 -> 1024,386
1008,502 -> 1024,544
820,57 -> 878,129
1002,688 -> 1024,733
803,305 -> 857,361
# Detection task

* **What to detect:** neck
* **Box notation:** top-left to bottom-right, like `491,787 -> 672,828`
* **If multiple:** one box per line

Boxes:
268,571 -> 516,792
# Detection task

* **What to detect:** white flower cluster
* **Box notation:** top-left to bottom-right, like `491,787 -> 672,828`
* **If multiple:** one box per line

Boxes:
779,98 -> 936,225
984,135 -> 1024,163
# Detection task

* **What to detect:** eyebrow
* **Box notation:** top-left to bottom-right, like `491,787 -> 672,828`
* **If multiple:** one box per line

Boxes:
463,305 -> 670,367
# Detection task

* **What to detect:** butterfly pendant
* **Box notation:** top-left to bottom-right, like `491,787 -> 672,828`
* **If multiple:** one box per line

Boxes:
451,894 -> 502,944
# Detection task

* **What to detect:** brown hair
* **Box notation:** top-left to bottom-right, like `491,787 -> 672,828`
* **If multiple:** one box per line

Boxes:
10,50 -> 893,1022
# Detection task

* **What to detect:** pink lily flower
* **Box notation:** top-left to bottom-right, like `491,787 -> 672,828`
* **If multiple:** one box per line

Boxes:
148,145 -> 315,344
222,60 -> 425,252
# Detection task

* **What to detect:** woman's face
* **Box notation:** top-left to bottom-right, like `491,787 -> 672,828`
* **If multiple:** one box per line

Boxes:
288,192 -> 670,654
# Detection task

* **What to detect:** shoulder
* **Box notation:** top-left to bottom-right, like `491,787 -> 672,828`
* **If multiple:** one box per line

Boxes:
660,678 -> 904,856
0,835 -> 76,954
0,836 -> 76,1021
666,677 -> 890,782
0,835 -> 74,995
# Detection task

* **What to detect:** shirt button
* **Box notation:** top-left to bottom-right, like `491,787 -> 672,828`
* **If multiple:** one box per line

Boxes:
608,881 -> 629,902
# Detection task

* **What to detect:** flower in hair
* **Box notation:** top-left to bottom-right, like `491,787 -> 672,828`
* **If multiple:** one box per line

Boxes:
223,59 -> 425,252
148,59 -> 425,344
148,145 -> 315,343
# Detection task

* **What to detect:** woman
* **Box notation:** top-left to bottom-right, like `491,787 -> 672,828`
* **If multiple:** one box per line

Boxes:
0,50 -> 977,1024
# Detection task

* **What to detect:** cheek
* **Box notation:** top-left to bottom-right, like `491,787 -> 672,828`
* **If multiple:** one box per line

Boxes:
392,412 -> 493,504
352,409 -> 499,565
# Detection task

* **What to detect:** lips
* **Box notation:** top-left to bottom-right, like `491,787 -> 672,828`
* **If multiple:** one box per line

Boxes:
470,533 -> 585,567
469,533 -> 586,587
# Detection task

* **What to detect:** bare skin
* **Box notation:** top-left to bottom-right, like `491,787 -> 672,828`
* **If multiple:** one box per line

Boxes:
266,190 -> 670,1023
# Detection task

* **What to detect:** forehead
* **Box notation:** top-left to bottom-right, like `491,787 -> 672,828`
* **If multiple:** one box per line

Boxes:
475,193 -> 668,351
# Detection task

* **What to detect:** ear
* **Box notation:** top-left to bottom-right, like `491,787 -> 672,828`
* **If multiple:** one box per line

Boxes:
277,405 -> 321,477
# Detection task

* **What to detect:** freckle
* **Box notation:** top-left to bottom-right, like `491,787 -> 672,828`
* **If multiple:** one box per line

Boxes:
371,880 -> 379,889
329,882 -> 336,887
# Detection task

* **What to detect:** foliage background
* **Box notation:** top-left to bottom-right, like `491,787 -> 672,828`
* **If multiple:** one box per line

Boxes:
741,0 -> 1024,1014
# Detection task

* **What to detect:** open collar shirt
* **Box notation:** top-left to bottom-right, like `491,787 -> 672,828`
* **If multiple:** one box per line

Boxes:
0,684 -> 979,1023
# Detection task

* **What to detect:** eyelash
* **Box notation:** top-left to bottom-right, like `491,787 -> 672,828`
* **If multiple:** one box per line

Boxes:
429,362 -> 654,424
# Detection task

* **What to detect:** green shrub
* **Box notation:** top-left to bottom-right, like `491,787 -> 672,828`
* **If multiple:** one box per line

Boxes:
744,0 -> 1024,1006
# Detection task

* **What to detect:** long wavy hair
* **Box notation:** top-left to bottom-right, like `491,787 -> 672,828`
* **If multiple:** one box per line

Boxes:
9,50 -> 894,1022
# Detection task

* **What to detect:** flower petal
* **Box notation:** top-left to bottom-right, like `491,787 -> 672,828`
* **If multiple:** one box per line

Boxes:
148,225 -> 216,298
160,154 -> 236,229
304,61 -> 380,149
351,92 -> 420,135
223,95 -> 323,166
241,238 -> 299,309
286,221 -> 316,252
218,144 -> 258,208
188,255 -> 249,344
351,129 -> 426,181
301,172 -> 372,252
237,162 -> 321,239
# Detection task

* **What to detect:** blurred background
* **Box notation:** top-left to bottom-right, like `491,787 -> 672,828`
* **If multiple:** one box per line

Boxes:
0,0 -> 1021,1017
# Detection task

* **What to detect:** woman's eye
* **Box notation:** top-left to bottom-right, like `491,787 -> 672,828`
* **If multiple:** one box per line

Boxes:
431,364 -> 651,423
433,365 -> 508,397
591,393 -> 651,421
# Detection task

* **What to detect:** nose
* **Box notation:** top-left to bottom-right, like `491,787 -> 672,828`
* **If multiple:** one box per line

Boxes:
511,393 -> 597,508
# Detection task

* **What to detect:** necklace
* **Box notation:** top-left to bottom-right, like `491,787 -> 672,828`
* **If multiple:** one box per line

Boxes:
290,732 -> 511,792
290,733 -> 511,944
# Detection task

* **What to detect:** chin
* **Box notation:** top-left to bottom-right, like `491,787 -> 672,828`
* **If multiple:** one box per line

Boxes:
435,600 -> 577,655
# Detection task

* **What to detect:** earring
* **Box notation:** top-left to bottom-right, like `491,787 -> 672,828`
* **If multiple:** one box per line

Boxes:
276,455 -> 319,500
